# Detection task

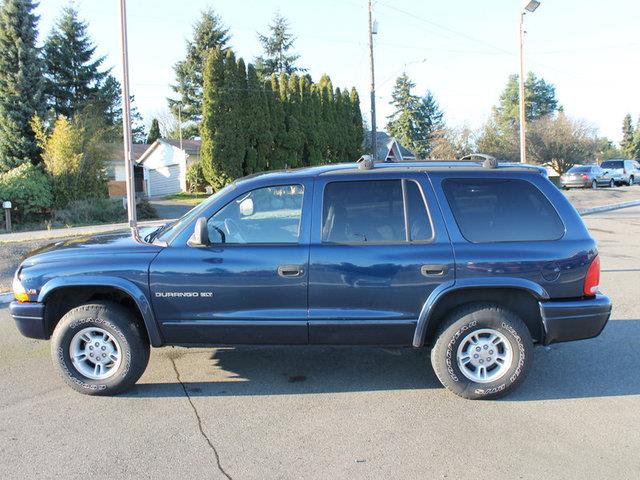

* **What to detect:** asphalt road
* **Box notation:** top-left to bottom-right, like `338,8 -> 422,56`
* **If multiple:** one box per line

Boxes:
1,207 -> 639,479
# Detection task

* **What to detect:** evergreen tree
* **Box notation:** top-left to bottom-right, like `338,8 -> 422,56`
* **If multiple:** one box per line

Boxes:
43,7 -> 109,119
349,87 -> 364,159
0,0 -> 45,172
246,64 -> 272,173
147,119 -> 161,144
621,114 -> 635,158
633,117 -> 640,160
200,48 -> 227,189
495,72 -> 559,127
386,73 -> 444,159
318,75 -> 338,162
256,12 -> 304,77
170,8 -> 230,139
267,74 -> 289,169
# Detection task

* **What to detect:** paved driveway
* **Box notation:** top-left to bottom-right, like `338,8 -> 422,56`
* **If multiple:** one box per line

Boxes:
1,207 -> 639,479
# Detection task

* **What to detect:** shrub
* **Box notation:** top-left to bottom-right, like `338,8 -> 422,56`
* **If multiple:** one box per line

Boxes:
53,197 -> 159,226
186,162 -> 207,192
0,163 -> 53,222
136,198 -> 158,220
53,198 -> 126,226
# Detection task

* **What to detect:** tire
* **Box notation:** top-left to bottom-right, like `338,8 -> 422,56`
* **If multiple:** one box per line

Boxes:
609,179 -> 615,188
430,303 -> 533,400
591,180 -> 597,189
51,302 -> 150,395
629,176 -> 634,186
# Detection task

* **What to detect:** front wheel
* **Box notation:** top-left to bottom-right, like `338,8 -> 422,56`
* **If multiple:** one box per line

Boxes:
430,304 -> 533,400
51,302 -> 150,395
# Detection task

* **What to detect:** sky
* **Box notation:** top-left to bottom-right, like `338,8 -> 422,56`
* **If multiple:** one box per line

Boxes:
34,0 -> 640,144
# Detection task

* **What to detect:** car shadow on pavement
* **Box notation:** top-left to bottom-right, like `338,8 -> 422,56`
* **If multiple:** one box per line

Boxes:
126,319 -> 640,401
127,345 -> 444,397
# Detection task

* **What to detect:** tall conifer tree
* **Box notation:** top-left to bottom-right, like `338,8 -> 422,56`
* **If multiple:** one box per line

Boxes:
0,0 -> 45,172
170,8 -> 230,138
43,7 -> 109,119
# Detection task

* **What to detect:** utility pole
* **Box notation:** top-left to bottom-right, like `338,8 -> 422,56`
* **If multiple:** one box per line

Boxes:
518,12 -> 527,164
118,0 -> 137,229
368,0 -> 377,161
518,1 -> 541,164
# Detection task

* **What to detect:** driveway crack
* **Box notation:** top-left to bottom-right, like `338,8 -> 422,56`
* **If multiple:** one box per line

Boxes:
170,356 -> 233,480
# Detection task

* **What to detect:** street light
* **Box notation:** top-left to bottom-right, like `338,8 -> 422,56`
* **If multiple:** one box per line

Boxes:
518,0 -> 541,163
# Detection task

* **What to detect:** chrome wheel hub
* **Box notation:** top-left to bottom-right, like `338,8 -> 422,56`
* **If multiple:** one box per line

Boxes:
456,328 -> 513,383
69,327 -> 122,380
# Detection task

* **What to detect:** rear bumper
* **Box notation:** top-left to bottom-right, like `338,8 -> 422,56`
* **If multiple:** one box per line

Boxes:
539,294 -> 611,345
9,301 -> 47,340
560,180 -> 588,188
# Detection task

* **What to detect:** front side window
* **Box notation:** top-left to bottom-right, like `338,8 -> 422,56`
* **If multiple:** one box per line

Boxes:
321,179 -> 432,243
207,184 -> 304,244
443,179 -> 564,243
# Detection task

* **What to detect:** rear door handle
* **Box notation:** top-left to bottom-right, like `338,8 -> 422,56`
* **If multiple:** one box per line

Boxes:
278,265 -> 305,277
421,264 -> 448,277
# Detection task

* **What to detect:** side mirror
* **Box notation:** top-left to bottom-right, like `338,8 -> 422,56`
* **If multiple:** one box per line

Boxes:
239,197 -> 254,216
188,217 -> 210,247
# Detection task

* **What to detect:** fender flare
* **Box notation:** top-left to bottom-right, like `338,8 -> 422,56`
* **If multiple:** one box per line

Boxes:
38,276 -> 163,347
412,278 -> 549,347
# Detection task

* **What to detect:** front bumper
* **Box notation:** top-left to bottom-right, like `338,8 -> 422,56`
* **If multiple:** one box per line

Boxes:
9,301 -> 47,340
539,294 -> 611,345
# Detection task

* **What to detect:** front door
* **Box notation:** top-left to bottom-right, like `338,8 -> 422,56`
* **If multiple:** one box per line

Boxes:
149,181 -> 312,345
308,175 -> 454,345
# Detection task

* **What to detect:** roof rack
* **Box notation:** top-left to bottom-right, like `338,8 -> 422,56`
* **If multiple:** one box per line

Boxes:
459,154 -> 498,168
357,153 -> 501,169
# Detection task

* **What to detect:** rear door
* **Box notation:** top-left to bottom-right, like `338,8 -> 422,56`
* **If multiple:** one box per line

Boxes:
307,173 -> 454,345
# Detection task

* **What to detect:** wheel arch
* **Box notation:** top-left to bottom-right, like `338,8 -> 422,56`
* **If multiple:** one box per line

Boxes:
413,279 -> 549,347
39,276 -> 163,347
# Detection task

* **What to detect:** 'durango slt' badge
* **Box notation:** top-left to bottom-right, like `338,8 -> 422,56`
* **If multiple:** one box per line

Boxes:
155,292 -> 213,298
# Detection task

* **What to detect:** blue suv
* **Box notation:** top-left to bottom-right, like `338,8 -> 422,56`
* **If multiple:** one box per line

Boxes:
9,160 -> 611,399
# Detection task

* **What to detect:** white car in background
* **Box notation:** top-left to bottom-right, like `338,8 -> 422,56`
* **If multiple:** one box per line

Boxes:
600,159 -> 640,186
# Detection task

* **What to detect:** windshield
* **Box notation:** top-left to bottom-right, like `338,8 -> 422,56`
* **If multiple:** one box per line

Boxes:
155,183 -> 237,243
568,166 -> 591,173
601,160 -> 623,169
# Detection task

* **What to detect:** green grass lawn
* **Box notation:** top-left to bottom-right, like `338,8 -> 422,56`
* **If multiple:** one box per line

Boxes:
162,192 -> 210,205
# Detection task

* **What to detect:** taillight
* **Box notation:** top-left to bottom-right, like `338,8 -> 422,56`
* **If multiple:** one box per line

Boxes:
582,174 -> 588,180
583,255 -> 600,296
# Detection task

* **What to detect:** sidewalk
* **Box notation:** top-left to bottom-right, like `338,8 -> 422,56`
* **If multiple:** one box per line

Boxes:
0,218 -> 168,244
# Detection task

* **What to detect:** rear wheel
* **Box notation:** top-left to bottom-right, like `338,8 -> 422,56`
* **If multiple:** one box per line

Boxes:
51,302 -> 150,395
609,179 -> 615,188
629,176 -> 635,186
591,180 -> 597,189
430,303 -> 533,400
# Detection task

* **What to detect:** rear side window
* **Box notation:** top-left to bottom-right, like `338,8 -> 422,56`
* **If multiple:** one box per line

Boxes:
601,160 -> 623,169
443,179 -> 564,243
321,180 -> 432,243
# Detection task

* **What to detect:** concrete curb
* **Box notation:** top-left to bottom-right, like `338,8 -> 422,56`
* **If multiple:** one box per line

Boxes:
577,200 -> 640,216
2,201 -> 640,306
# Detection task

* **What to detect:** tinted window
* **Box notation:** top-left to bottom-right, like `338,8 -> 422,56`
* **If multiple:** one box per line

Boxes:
567,166 -> 591,173
406,181 -> 433,241
322,180 -> 405,243
443,179 -> 564,243
601,160 -> 623,169
207,185 -> 303,244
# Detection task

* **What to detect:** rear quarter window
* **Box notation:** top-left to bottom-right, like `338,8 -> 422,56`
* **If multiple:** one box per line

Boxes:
443,178 -> 565,243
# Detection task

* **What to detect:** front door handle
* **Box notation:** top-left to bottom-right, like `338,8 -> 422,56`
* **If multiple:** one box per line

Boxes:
278,265 -> 305,277
421,264 -> 448,277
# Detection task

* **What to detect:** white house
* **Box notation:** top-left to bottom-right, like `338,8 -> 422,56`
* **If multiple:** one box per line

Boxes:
136,139 -> 201,197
